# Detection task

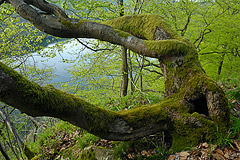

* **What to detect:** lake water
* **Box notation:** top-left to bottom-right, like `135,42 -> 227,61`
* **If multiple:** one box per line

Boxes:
27,39 -> 89,84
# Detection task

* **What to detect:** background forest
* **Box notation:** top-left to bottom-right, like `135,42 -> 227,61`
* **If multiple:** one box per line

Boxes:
0,0 -> 240,159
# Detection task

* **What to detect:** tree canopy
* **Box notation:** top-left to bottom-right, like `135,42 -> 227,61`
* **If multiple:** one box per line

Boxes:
0,0 -> 233,153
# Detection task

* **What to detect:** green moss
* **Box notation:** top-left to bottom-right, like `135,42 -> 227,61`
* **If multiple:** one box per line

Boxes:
83,103 -> 118,137
118,104 -> 169,129
165,65 -> 230,129
162,96 -> 189,113
78,149 -> 96,160
114,29 -> 131,38
0,62 -> 119,138
156,89 -> 228,152
102,14 -> 194,53
171,112 -> 217,152
0,62 -> 46,109
144,39 -> 191,57
61,19 -> 92,29
0,9 -> 231,151
103,14 -> 176,40
60,14 -> 230,154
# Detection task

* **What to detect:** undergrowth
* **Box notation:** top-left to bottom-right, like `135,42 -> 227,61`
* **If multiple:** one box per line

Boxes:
27,84 -> 239,159
102,92 -> 163,111
216,79 -> 240,147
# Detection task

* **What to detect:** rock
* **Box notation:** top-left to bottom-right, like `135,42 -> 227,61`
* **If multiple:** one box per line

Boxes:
92,145 -> 115,160
82,145 -> 115,160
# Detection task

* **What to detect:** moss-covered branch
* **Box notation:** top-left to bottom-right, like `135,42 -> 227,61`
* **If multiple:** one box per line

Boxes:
0,62 -> 167,140
0,0 -> 231,151
7,0 -> 194,59
0,61 -> 229,151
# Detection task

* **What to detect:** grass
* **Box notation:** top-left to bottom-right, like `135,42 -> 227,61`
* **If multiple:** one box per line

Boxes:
215,80 -> 240,148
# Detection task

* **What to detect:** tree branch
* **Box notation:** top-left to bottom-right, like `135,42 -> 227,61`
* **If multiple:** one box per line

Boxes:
199,51 -> 232,55
0,61 -> 217,143
0,62 -> 172,140
24,0 -> 69,20
143,67 -> 162,75
194,28 -> 211,49
144,58 -> 161,68
75,38 -> 116,52
0,0 -> 230,151
7,0 -> 192,59
177,11 -> 192,36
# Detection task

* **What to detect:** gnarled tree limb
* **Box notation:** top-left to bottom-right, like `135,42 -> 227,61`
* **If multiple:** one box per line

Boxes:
0,0 -> 231,151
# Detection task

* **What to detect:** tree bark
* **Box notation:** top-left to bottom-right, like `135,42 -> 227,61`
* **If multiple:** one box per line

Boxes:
128,51 -> 135,94
118,0 -> 129,97
0,0 -> 230,151
120,46 -> 128,97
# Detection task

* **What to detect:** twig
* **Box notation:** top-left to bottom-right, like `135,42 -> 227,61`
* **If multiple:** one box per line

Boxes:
143,68 -> 162,75
75,38 -> 115,52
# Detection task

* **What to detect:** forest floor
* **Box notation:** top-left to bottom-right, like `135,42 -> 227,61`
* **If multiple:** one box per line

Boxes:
33,81 -> 240,160
45,97 -> 240,160
166,140 -> 240,160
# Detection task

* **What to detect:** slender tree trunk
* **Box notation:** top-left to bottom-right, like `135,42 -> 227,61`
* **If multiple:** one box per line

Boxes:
120,47 -> 128,97
0,0 -> 231,152
118,0 -> 128,97
140,74 -> 143,92
128,51 -> 134,94
131,0 -> 144,93
217,54 -> 225,76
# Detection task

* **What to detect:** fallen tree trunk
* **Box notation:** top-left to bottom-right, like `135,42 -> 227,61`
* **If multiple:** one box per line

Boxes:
0,0 -> 230,151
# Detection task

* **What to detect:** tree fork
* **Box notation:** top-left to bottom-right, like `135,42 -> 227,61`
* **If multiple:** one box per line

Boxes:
0,60 -> 229,151
0,0 -> 231,151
